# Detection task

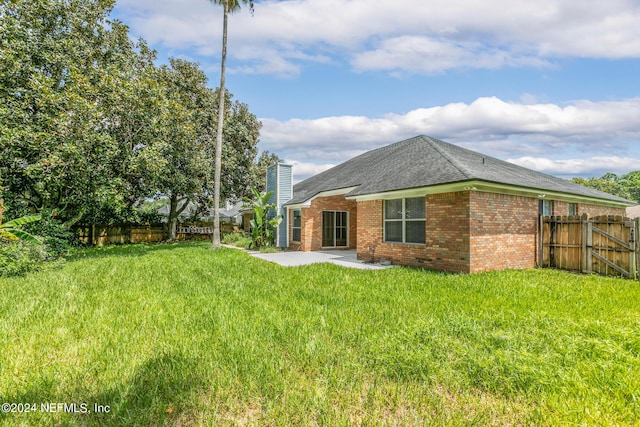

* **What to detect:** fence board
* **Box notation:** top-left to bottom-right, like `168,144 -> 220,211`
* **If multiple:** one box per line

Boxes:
592,225 -> 632,250
75,222 -> 237,246
542,214 -> 637,279
636,218 -> 640,281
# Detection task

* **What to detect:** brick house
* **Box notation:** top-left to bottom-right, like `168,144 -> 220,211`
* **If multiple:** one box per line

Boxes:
266,135 -> 634,273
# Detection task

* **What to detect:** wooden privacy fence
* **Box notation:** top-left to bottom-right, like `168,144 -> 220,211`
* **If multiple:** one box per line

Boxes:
76,224 -> 165,246
75,222 -> 236,246
541,214 -> 639,279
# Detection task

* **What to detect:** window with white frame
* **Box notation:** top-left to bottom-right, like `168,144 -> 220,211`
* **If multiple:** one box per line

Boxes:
384,197 -> 426,244
292,209 -> 301,242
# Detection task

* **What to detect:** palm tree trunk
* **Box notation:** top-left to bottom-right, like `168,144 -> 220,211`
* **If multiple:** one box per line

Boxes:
168,195 -> 179,241
212,2 -> 229,249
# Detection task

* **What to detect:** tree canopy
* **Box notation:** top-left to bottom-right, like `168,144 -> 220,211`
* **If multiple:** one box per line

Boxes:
572,171 -> 640,203
0,0 -> 268,231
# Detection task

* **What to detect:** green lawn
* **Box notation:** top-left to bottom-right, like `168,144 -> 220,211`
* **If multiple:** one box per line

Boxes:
0,242 -> 638,426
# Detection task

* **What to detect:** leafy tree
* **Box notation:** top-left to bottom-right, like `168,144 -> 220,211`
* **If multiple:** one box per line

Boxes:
151,59 -> 217,240
0,0 -> 155,227
216,98 -> 264,201
190,94 -> 266,228
249,151 -> 282,193
206,0 -> 254,249
572,171 -> 640,203
619,171 -> 640,203
1,0 -> 266,244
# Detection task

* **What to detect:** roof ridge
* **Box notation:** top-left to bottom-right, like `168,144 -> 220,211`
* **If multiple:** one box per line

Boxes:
422,136 -> 474,179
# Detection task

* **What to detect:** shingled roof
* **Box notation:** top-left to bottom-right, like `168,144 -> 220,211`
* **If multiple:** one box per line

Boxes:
286,135 -> 634,205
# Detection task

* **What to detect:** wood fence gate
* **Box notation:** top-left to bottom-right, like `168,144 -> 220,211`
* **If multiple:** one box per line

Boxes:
541,214 -> 639,279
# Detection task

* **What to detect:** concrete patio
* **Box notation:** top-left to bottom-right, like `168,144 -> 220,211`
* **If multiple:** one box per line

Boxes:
248,249 -> 393,270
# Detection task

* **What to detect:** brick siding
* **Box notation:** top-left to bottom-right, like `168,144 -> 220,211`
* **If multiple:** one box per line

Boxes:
356,193 -> 471,272
289,195 -> 357,251
547,201 -> 625,217
296,190 -> 627,273
468,192 -> 538,273
574,203 -> 627,217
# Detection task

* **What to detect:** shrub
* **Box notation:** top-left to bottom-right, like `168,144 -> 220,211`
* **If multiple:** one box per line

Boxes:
23,209 -> 77,259
0,240 -> 48,277
245,188 -> 282,249
221,232 -> 252,248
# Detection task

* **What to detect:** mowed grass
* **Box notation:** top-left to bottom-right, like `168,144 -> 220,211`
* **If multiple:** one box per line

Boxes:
0,242 -> 639,426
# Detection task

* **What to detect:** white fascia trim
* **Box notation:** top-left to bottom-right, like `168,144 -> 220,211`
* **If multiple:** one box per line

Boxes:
285,202 -> 310,209
313,186 -> 359,199
346,182 -> 471,201
348,180 -> 634,208
287,186 -> 359,209
473,181 -> 635,207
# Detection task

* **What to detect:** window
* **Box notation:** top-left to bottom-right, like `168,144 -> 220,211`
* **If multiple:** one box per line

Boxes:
569,203 -> 577,216
384,197 -> 426,244
292,209 -> 301,242
539,200 -> 553,216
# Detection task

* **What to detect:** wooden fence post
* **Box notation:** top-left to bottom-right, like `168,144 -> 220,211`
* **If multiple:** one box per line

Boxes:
585,218 -> 593,274
636,217 -> 640,281
0,199 -> 3,226
581,213 -> 588,273
538,215 -> 544,267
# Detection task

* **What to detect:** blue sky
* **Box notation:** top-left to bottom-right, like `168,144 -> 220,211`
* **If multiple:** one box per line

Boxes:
112,0 -> 640,182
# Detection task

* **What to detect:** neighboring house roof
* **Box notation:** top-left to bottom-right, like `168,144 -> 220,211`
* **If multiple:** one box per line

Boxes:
157,201 -> 245,220
286,135 -> 634,206
221,201 -> 246,218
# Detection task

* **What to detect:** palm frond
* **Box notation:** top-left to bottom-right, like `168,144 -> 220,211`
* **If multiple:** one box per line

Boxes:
2,215 -> 42,228
7,229 -> 42,244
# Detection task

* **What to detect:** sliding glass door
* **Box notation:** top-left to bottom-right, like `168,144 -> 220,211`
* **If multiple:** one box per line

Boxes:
322,211 -> 348,247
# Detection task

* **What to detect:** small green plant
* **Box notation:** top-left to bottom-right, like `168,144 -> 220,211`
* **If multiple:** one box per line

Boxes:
23,210 -> 76,259
0,214 -> 45,276
0,240 -> 48,277
245,187 -> 282,249
0,214 -> 42,244
221,232 -> 252,248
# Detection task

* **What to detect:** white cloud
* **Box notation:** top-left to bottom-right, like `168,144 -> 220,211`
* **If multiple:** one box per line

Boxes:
261,96 -> 640,150
285,160 -> 335,183
352,36 -> 552,75
508,156 -> 640,177
259,96 -> 640,180
115,0 -> 640,76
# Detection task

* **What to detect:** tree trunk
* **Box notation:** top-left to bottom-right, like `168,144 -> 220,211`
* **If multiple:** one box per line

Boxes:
212,2 -> 228,249
168,195 -> 189,241
62,209 -> 85,230
168,195 -> 179,241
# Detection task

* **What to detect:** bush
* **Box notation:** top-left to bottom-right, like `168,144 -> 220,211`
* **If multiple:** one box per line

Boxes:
0,240 -> 48,277
23,209 -> 77,259
221,232 -> 252,248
